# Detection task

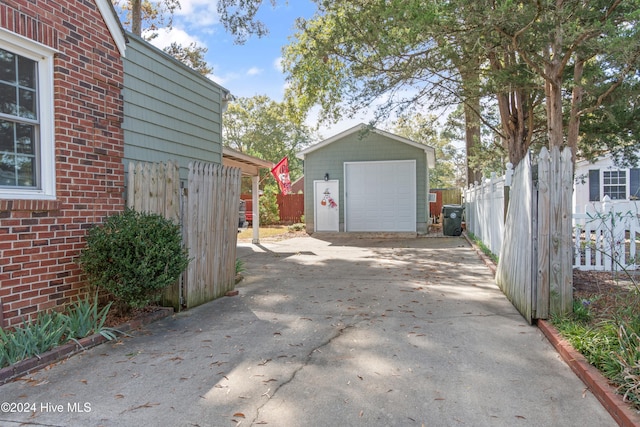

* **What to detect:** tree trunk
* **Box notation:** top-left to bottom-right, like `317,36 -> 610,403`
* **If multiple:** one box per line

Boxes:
489,50 -> 531,168
132,0 -> 142,36
463,98 -> 483,185
567,59 -> 584,164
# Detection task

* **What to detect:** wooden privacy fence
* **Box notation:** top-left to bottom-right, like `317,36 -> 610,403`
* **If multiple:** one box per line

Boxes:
573,204 -> 640,271
127,160 -> 242,311
495,147 -> 573,322
277,193 -> 304,223
465,149 -> 573,322
429,188 -> 462,223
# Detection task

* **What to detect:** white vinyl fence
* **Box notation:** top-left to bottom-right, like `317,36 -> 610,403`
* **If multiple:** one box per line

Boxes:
465,168 -> 640,273
463,168 -> 511,257
573,200 -> 640,271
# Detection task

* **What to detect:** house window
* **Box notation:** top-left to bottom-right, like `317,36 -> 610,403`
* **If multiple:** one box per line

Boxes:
603,170 -> 626,200
0,30 -> 56,200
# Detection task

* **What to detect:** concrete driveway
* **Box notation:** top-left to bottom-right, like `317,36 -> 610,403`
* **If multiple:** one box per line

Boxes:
0,235 -> 616,426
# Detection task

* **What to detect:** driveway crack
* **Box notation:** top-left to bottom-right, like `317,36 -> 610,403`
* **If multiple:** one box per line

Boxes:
250,323 -> 355,425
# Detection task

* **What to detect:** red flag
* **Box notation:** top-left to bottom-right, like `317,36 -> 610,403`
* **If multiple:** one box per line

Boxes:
271,157 -> 292,195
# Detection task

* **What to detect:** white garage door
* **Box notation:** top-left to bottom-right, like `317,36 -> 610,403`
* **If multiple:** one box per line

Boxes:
345,160 -> 416,232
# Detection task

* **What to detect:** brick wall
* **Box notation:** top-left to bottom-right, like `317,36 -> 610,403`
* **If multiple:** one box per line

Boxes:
0,1 -> 125,328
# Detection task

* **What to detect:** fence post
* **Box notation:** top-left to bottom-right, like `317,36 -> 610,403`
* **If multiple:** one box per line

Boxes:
536,148 -> 550,319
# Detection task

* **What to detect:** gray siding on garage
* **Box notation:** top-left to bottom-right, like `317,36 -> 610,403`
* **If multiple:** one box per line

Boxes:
123,33 -> 227,182
303,129 -> 430,233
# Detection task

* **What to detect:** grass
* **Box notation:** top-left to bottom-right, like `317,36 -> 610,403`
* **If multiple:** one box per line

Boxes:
551,279 -> 640,410
467,232 -> 499,263
237,225 -> 305,240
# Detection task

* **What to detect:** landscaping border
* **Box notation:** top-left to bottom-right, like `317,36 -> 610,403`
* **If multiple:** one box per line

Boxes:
462,231 -> 640,427
0,307 -> 173,386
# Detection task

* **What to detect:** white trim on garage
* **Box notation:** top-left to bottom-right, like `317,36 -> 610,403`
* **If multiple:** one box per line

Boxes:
344,160 -> 416,232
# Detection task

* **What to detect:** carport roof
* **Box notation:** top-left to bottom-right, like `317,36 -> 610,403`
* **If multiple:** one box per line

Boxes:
297,123 -> 436,168
222,147 -> 274,176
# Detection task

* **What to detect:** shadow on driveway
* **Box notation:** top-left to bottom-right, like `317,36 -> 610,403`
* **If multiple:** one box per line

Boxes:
0,235 -> 616,427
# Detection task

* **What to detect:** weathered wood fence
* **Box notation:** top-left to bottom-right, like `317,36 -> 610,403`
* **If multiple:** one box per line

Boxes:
127,160 -> 242,310
465,147 -> 573,322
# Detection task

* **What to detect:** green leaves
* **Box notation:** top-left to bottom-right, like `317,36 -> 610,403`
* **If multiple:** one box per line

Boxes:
78,209 -> 190,310
0,312 -> 67,367
65,293 -> 113,341
0,297 -> 115,369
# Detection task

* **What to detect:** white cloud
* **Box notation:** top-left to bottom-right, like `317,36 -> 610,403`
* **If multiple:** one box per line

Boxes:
273,56 -> 284,73
174,0 -> 220,27
246,67 -> 262,76
147,27 -> 203,50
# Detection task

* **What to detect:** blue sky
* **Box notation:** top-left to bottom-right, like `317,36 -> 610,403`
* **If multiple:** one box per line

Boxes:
144,0 -> 370,137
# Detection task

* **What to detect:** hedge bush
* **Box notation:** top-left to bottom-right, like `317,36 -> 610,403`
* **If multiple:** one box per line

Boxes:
78,209 -> 189,310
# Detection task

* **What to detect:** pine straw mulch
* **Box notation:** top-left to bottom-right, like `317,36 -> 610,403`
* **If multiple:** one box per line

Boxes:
572,269 -> 640,323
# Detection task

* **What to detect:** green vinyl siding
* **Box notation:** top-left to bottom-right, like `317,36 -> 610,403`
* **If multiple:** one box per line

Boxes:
123,33 -> 227,182
303,130 -> 430,233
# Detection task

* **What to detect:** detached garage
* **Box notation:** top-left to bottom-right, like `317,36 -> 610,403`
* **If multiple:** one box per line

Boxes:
297,124 -> 436,235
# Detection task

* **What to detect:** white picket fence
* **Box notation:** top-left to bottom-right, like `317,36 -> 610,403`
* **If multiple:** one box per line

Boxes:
573,201 -> 640,271
465,171 -> 640,273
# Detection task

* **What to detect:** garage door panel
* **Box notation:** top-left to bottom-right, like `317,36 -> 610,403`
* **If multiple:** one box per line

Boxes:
345,160 -> 416,232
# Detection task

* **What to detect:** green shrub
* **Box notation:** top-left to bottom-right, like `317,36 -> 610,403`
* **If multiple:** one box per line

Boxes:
288,223 -> 305,232
78,209 -> 189,311
259,188 -> 280,225
616,324 -> 640,408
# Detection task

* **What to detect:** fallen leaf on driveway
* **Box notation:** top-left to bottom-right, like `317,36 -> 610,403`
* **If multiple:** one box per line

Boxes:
120,402 -> 160,414
233,413 -> 245,418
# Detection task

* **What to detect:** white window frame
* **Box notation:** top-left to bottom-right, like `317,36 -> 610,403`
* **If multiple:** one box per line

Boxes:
0,28 -> 56,200
602,169 -> 627,201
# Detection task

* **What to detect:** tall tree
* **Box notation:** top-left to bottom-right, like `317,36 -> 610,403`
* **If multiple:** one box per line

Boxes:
390,113 -> 464,188
112,1 -> 214,75
163,42 -> 213,76
112,0 -> 180,36
280,0 -> 640,169
216,0 -> 278,43
223,95 -> 316,181
191,0 -> 640,171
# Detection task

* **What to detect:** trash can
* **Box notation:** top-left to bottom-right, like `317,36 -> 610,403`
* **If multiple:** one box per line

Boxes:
442,204 -> 464,236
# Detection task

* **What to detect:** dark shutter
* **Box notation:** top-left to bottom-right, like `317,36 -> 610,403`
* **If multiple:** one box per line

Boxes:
631,168 -> 640,200
589,169 -> 600,201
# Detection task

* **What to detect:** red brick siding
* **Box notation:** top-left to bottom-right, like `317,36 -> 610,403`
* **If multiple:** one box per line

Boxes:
0,1 -> 125,328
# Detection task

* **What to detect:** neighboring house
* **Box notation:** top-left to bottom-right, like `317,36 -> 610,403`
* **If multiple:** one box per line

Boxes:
0,1 -> 127,327
297,124 -> 436,234
122,32 -> 231,182
574,152 -> 640,214
290,176 -> 304,194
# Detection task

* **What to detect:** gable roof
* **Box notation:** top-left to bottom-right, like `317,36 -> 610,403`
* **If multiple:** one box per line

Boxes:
95,0 -> 127,57
297,123 -> 436,168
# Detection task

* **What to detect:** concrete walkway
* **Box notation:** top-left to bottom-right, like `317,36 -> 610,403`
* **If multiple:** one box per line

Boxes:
0,236 -> 616,426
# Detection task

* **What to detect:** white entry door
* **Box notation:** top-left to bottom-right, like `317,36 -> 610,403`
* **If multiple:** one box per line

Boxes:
314,180 -> 339,232
345,160 -> 416,232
